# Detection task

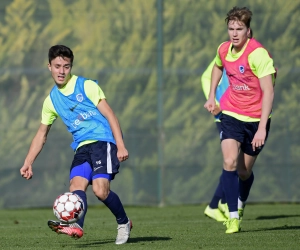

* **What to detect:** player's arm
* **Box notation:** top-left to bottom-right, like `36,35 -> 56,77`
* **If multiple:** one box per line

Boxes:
201,60 -> 215,100
212,105 -> 222,116
20,123 -> 52,180
250,48 -> 275,150
97,99 -> 129,162
204,64 -> 223,112
84,80 -> 128,162
204,46 -> 224,112
202,60 -> 222,117
251,75 -> 274,150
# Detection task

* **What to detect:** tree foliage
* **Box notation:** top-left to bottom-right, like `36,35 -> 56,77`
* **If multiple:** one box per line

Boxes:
0,0 -> 299,208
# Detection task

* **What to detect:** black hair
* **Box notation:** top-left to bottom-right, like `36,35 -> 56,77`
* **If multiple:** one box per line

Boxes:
48,45 -> 74,65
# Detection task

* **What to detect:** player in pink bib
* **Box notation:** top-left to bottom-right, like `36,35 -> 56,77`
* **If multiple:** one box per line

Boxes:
219,38 -> 264,118
204,6 -> 276,234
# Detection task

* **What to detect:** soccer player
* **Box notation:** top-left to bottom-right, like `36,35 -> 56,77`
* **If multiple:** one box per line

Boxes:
201,60 -> 229,222
202,29 -> 254,223
20,45 -> 132,244
204,7 -> 276,233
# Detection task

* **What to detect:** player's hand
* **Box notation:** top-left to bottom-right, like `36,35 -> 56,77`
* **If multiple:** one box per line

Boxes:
117,147 -> 129,162
204,98 -> 216,113
212,105 -> 222,116
251,128 -> 266,151
20,164 -> 33,180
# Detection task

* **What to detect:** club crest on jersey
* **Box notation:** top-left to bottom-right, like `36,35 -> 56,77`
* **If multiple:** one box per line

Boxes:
239,65 -> 245,74
76,93 -> 84,102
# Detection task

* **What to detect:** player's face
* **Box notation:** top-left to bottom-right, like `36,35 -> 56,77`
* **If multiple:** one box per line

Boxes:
227,20 -> 250,52
48,56 -> 72,87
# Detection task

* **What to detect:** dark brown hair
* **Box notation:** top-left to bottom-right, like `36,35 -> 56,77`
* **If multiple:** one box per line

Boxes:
225,6 -> 252,28
48,45 -> 74,65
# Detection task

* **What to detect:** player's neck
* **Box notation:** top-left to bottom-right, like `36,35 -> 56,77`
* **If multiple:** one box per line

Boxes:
231,39 -> 248,54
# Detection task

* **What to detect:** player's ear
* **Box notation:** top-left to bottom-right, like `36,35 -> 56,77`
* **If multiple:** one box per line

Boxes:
48,63 -> 52,71
247,28 -> 252,38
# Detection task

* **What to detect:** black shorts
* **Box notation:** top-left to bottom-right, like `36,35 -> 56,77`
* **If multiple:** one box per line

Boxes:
220,114 -> 271,156
70,141 -> 120,182
216,121 -> 222,134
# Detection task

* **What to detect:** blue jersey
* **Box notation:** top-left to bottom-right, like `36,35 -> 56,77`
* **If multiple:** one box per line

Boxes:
50,76 -> 116,151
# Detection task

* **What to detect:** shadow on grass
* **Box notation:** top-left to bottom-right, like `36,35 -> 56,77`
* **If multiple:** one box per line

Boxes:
129,236 -> 172,243
255,214 -> 300,220
75,236 -> 172,247
243,225 -> 300,233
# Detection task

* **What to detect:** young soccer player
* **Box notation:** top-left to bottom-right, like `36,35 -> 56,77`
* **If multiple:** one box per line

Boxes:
204,7 -> 276,233
20,45 -> 132,244
202,28 -> 254,223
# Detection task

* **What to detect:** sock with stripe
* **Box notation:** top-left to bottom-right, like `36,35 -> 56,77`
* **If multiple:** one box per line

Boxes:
222,169 -> 239,216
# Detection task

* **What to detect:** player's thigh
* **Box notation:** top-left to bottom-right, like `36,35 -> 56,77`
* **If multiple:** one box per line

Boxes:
70,176 -> 89,192
70,160 -> 93,191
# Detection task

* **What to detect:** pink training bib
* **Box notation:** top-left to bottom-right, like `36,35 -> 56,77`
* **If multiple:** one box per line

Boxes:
219,39 -> 264,118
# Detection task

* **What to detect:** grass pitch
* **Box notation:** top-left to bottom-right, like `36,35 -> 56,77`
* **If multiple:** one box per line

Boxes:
0,203 -> 300,250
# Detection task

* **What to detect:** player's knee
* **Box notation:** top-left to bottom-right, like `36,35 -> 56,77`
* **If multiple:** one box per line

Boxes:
93,187 -> 109,201
238,169 -> 251,180
223,157 -> 237,170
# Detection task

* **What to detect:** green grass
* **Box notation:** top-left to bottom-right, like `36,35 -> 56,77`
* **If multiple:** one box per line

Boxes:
1,204 -> 300,250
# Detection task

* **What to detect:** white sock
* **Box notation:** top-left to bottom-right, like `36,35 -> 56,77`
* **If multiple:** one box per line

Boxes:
229,211 -> 239,219
238,197 -> 246,209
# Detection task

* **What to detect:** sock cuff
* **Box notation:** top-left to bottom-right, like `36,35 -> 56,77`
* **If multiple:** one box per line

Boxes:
73,190 -> 86,197
102,191 -> 115,205
222,169 -> 238,176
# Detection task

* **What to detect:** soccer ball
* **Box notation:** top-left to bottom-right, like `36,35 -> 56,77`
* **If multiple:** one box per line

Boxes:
53,192 -> 85,224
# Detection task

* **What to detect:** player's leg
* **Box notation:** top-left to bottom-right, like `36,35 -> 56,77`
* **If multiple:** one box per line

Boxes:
221,139 -> 241,233
237,118 -> 271,219
221,139 -> 240,217
91,141 -> 132,245
215,121 -> 229,218
204,121 -> 228,221
48,174 -> 89,239
92,177 -> 132,245
237,153 -> 256,219
219,114 -> 244,233
69,174 -> 90,228
210,177 -> 223,208
207,174 -> 225,208
204,174 -> 227,222
48,145 -> 92,239
92,177 -> 130,225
